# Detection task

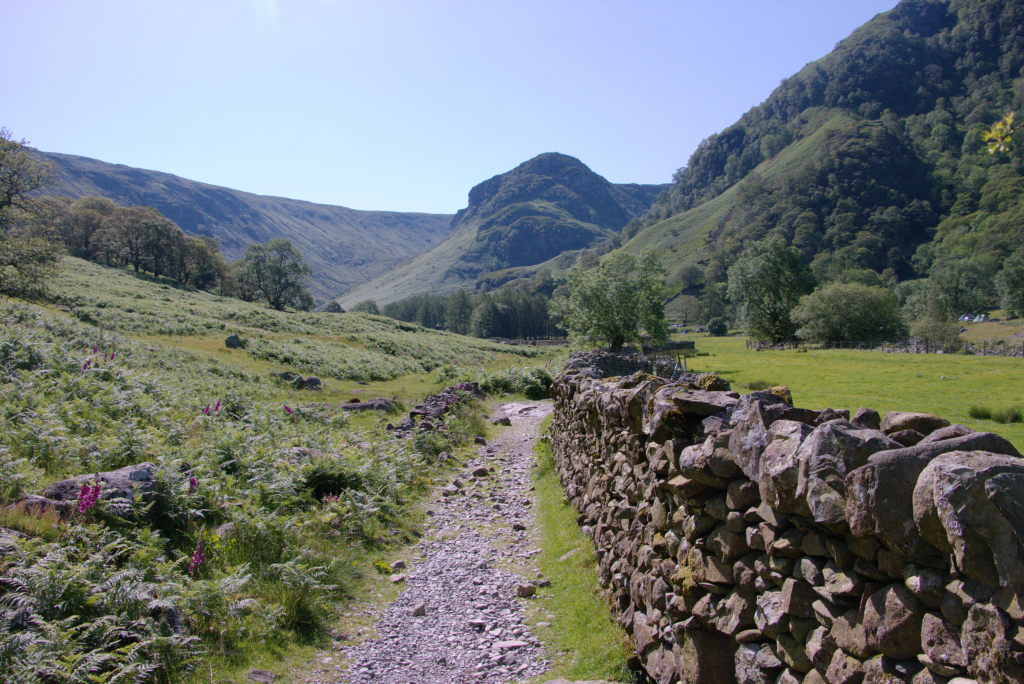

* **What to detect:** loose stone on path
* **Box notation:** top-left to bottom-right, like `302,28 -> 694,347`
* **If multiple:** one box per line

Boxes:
326,401 -> 553,684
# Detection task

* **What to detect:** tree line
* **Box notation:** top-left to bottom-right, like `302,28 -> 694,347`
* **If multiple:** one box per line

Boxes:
351,289 -> 562,340
0,129 -> 314,311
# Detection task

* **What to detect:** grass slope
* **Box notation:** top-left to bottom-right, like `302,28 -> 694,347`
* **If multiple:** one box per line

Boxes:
686,335 -> 1024,450
620,109 -> 857,318
52,257 -> 542,387
41,151 -> 454,300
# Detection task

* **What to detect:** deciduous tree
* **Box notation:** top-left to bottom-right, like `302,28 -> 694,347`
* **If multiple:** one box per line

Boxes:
727,235 -> 815,342
549,251 -> 668,351
235,238 -> 313,311
792,282 -> 906,344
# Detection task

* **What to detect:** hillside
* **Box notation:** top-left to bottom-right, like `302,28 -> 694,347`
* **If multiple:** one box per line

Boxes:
339,153 -> 666,306
610,0 -> 1024,320
39,152 -> 454,300
0,255 -> 560,681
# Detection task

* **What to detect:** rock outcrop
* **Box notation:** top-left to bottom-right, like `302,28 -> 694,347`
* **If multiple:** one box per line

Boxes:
550,351 -> 1024,684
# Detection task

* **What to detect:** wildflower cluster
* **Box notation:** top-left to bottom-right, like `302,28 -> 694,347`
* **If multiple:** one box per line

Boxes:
77,481 -> 102,513
81,344 -> 117,372
189,539 -> 204,574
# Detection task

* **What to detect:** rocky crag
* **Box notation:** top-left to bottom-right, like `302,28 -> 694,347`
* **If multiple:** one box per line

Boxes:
550,352 -> 1024,683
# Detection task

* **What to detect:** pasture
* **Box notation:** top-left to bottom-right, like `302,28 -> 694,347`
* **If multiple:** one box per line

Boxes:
686,335 -> 1024,450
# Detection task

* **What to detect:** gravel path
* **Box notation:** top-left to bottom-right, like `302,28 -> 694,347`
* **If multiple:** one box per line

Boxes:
327,401 -> 554,684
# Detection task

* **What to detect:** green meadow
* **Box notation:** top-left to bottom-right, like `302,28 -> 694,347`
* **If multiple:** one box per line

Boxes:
685,335 -> 1024,451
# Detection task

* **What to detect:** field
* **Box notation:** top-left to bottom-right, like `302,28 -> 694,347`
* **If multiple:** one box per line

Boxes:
684,335 -> 1024,450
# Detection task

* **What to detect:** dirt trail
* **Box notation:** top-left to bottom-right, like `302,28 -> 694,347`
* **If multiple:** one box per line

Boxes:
321,401 -> 554,684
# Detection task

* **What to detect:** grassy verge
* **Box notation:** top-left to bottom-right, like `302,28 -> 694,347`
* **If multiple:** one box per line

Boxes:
683,335 -> 1024,451
529,416 -> 634,683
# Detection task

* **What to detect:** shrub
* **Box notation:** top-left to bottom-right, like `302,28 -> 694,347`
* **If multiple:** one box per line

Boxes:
911,316 -> 962,351
792,282 -> 907,345
302,455 -> 364,500
476,365 -> 554,399
707,317 -> 728,336
993,407 -> 1023,424
969,405 -> 993,420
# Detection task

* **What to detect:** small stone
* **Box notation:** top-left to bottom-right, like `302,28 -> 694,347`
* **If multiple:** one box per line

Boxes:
389,573 -> 406,583
247,669 -> 276,683
411,602 -> 426,616
516,583 -> 537,598
494,639 -> 527,650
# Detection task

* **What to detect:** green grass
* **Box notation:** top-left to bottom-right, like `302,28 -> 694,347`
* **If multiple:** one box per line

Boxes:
685,335 -> 1024,451
49,257 -> 544,383
529,416 -> 634,683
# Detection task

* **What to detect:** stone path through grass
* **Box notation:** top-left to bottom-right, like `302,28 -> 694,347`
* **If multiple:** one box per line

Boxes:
319,401 -> 554,683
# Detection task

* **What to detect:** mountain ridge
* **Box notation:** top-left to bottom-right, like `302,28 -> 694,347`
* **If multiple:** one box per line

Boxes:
38,151 -> 455,300
339,152 -> 667,307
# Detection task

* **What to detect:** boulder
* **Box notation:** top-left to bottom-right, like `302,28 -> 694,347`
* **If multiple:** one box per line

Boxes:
805,626 -> 837,671
889,429 -> 925,447
825,649 -> 866,684
919,613 -> 966,677
667,388 -> 740,417
863,584 -> 925,659
845,432 -> 1020,557
302,376 -> 322,390
960,603 -> 1024,682
757,420 -> 813,514
795,420 -> 899,527
913,451 -> 1024,590
678,439 -> 732,488
224,334 -> 246,349
734,642 -> 783,684
881,412 -> 949,436
727,393 -> 792,481
920,424 -> 973,444
41,462 -> 158,518
678,627 -> 738,684
852,408 -> 881,430
816,407 -> 851,424
4,495 -> 74,520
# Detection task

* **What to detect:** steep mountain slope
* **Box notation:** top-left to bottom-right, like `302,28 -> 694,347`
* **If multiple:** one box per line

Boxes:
614,0 -> 1024,319
339,153 -> 666,306
39,152 -> 454,300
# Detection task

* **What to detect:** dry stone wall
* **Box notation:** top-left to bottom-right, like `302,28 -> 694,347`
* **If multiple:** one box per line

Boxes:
550,352 -> 1024,684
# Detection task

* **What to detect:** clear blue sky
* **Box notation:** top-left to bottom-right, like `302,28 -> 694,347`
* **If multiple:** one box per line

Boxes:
4,0 -> 898,214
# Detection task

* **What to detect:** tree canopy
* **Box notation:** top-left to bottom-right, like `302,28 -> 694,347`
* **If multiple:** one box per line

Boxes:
727,235 -> 816,342
235,238 -> 313,311
792,282 -> 907,344
549,251 -> 668,351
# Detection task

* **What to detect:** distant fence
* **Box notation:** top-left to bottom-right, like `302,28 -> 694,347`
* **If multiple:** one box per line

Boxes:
747,338 -> 1024,357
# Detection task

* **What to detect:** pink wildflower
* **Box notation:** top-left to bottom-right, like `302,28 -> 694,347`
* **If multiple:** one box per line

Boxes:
82,358 -> 93,371
189,539 -> 204,574
188,476 -> 198,494
284,405 -> 293,415
214,399 -> 221,413
77,481 -> 102,513
202,404 -> 210,416
92,345 -> 98,354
